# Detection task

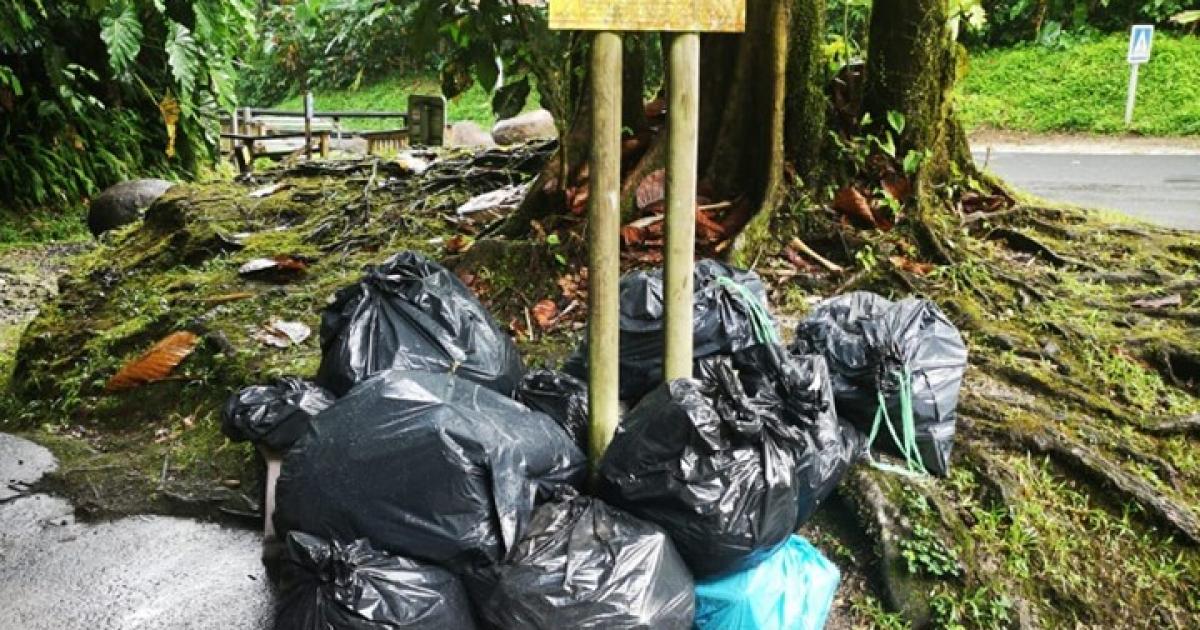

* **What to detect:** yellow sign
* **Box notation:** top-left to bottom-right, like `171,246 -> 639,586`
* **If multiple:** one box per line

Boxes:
549,0 -> 745,32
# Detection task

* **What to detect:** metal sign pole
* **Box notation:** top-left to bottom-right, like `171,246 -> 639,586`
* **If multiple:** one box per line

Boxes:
662,32 -> 700,380
1124,62 -> 1140,126
1125,24 -> 1153,127
587,31 -> 623,472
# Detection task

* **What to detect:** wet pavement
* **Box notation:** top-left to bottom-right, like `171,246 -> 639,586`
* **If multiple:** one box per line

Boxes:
0,433 -> 274,629
971,147 -> 1200,231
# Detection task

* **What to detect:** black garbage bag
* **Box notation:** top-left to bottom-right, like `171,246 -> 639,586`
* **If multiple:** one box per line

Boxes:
480,489 -> 695,630
220,377 -> 335,451
597,366 -> 803,578
315,251 -> 524,397
564,259 -> 778,402
275,531 -> 477,630
274,370 -> 586,572
514,369 -> 589,453
790,291 -> 893,426
733,343 -> 862,524
791,292 -> 966,476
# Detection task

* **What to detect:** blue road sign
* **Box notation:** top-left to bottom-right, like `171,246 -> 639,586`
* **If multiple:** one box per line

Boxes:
1128,25 -> 1154,64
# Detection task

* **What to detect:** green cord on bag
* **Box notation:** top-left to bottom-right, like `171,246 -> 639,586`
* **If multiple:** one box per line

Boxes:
716,276 -> 779,345
866,365 -> 927,476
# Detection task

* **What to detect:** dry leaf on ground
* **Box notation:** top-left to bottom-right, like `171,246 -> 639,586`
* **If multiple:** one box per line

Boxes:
106,331 -> 199,392
532,300 -> 559,330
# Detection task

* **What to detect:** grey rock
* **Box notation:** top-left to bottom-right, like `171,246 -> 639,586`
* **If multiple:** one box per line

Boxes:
491,109 -> 557,145
87,178 -> 175,237
445,121 -> 495,148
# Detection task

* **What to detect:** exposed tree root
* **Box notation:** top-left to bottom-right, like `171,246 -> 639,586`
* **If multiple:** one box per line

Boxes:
1140,415 -> 1200,440
1001,426 -> 1200,545
983,227 -> 1096,270
979,358 -> 1127,424
840,467 -> 936,628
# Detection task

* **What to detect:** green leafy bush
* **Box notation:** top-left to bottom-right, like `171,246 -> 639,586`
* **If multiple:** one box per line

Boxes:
959,33 -> 1200,135
0,1 -> 253,210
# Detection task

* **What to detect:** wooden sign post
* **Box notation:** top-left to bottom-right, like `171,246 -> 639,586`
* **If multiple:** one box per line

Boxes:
550,0 -> 745,470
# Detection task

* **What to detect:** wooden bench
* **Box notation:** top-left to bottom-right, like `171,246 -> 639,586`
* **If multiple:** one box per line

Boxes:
221,131 -> 330,173
359,129 -> 410,154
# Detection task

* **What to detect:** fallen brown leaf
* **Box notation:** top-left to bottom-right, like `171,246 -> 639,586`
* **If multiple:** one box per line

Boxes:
532,300 -> 559,330
881,176 -> 912,203
445,234 -> 474,253
636,169 -> 666,210
253,320 -> 312,348
889,255 -> 934,275
833,185 -> 876,227
106,331 -> 199,392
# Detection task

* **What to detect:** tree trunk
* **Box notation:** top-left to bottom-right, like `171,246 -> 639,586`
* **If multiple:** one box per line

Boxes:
864,0 -> 973,202
784,0 -> 828,182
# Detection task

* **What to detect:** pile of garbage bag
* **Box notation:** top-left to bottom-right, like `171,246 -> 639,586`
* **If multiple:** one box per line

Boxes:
479,489 -> 695,629
598,345 -> 858,577
515,369 -> 590,453
791,292 -> 967,476
274,369 -> 585,572
223,250 -> 966,629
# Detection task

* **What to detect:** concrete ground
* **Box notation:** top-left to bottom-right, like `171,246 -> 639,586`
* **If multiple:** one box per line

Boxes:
0,434 -> 274,629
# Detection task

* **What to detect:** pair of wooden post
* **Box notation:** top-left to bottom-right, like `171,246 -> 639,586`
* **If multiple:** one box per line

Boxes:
588,33 -> 699,468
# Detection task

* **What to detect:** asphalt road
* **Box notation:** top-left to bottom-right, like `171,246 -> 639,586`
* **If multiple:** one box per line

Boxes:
0,434 -> 274,629
972,149 -> 1200,230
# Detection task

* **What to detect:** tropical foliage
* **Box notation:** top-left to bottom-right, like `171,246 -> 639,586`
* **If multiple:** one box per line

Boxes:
0,0 -> 253,210
237,0 -> 420,105
969,0 -> 1196,47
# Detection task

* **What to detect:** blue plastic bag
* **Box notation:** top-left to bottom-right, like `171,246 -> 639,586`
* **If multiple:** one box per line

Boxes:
694,535 -> 840,630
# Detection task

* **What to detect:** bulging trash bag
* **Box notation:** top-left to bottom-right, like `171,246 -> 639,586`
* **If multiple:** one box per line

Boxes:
598,367 -> 803,578
514,369 -> 589,453
790,291 -> 893,428
274,370 -> 586,572
480,489 -> 695,630
564,259 -> 778,402
315,251 -> 524,397
791,292 -> 966,476
733,344 -> 861,525
221,377 -> 335,451
275,531 -> 477,630
694,535 -> 840,630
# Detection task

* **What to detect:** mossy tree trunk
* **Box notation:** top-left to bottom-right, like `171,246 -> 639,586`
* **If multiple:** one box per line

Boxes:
864,0 -> 974,203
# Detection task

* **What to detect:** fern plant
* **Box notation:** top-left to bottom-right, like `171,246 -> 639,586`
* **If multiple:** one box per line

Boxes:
0,0 -> 254,212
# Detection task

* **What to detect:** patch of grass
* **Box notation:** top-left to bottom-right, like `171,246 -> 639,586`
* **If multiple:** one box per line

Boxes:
848,594 -> 910,630
930,584 -> 1013,630
960,34 -> 1200,136
0,206 -> 90,247
271,72 -> 500,130
0,322 -> 23,392
965,452 -> 1200,625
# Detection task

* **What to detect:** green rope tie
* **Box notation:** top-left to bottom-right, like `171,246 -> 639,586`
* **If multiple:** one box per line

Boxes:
716,276 -> 779,345
866,365 -> 927,477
